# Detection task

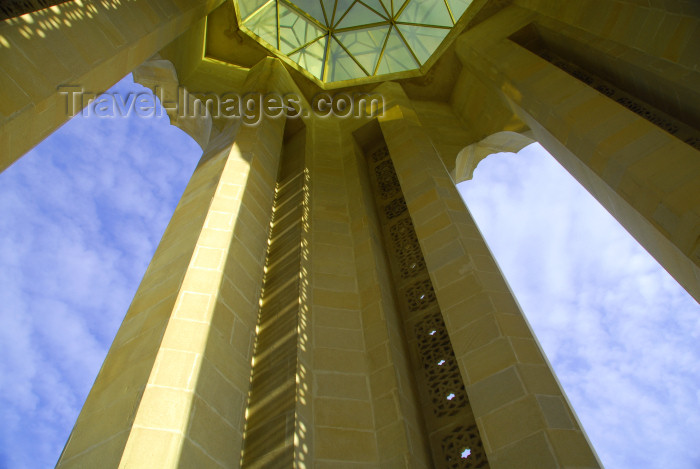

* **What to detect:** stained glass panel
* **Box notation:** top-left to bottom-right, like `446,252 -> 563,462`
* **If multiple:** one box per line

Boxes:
279,4 -> 326,54
360,0 -> 389,17
243,1 -> 279,48
289,37 -> 327,78
236,0 -> 471,81
335,26 -> 389,74
240,0 -> 273,21
397,0 -> 452,27
446,0 -> 472,22
327,37 -> 367,81
287,0 -> 327,24
397,24 -> 448,64
375,26 -> 418,74
336,2 -> 386,29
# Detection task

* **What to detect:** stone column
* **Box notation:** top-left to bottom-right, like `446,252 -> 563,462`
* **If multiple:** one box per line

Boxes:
376,81 -> 601,468
0,0 -> 224,172
305,116 -> 383,467
56,91 -> 286,468
453,6 -> 700,302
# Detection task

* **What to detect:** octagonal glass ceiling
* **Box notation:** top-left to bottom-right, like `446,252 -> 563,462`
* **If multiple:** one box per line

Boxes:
236,0 -> 473,82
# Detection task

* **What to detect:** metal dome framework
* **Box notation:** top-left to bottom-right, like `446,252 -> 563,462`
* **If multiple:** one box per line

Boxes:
234,0 -> 473,83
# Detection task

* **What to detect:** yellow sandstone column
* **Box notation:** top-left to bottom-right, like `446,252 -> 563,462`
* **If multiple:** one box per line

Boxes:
376,81 -> 602,468
56,70 -> 287,467
304,116 -> 385,466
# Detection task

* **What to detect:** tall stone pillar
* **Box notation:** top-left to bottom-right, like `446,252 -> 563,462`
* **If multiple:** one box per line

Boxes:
304,116 -> 388,467
342,118 -> 435,467
56,98 -> 286,467
453,5 -> 700,302
374,81 -> 601,468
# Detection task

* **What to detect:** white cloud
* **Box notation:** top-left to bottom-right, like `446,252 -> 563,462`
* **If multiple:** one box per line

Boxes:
458,144 -> 700,469
0,75 -> 200,468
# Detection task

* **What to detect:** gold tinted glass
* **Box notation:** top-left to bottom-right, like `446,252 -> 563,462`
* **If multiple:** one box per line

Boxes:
237,0 -> 472,82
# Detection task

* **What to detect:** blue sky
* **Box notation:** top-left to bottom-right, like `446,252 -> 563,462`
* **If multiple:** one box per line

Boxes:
0,75 -> 699,468
458,146 -> 700,468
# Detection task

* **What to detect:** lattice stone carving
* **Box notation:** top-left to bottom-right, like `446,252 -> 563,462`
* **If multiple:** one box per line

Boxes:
389,218 -> 425,278
513,26 -> 699,153
615,97 -> 679,135
0,0 -> 69,20
365,143 -> 488,467
415,312 -> 468,417
442,424 -> 489,469
537,49 -> 700,145
594,84 -> 615,97
405,279 -> 436,312
541,52 -> 594,85
375,160 -> 402,200
370,145 -> 390,163
384,196 -> 407,219
685,137 -> 700,151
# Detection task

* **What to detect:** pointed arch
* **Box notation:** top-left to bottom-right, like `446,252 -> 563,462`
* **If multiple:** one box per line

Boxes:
453,130 -> 534,183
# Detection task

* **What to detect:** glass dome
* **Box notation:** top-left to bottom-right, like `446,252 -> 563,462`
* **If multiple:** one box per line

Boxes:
235,0 -> 473,82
